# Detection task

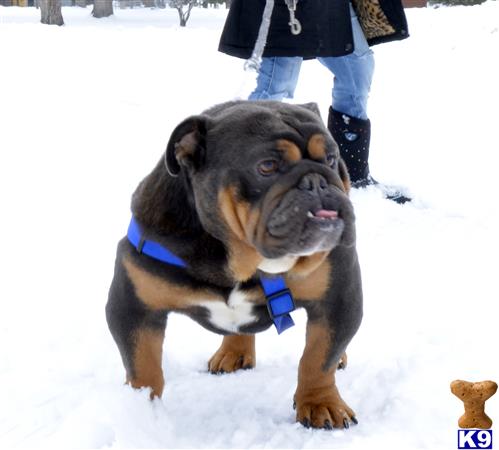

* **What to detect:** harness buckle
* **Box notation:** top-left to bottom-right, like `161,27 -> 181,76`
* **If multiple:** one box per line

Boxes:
266,288 -> 295,320
137,236 -> 146,254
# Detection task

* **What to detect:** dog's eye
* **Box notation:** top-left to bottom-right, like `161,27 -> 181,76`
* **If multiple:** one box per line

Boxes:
326,153 -> 335,167
258,159 -> 279,176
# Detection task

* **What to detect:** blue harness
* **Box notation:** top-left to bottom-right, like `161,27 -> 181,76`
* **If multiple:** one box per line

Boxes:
127,217 -> 295,334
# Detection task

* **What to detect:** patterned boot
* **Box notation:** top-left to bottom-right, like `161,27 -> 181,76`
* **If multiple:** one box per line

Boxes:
327,107 -> 411,204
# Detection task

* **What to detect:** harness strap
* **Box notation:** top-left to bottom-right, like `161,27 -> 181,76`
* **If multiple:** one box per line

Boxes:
127,216 -> 187,268
126,217 -> 295,334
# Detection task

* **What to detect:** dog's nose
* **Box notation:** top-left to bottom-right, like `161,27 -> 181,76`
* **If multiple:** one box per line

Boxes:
298,173 -> 328,192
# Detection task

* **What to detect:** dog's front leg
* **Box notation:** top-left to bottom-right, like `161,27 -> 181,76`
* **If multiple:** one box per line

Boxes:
124,321 -> 166,398
294,320 -> 357,429
208,335 -> 255,374
108,307 -> 167,398
106,260 -> 167,398
107,307 -> 167,398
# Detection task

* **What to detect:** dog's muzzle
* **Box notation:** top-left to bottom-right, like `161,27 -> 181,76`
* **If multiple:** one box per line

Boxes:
254,163 -> 351,258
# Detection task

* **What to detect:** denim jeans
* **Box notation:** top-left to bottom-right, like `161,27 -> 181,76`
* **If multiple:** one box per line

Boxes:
248,4 -> 375,120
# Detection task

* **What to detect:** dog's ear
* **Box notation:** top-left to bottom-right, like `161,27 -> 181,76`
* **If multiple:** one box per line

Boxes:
338,157 -> 351,194
165,115 -> 209,176
298,102 -> 322,118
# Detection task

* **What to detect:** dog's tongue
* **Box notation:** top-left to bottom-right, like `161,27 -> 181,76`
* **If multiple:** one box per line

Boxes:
314,209 -> 338,219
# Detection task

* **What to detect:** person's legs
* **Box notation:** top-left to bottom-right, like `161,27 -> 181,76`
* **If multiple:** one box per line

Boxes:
249,56 -> 303,100
319,6 -> 410,203
318,5 -> 375,184
318,4 -> 374,120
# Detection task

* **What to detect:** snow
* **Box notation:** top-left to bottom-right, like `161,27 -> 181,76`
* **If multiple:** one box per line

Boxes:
1,3 -> 498,449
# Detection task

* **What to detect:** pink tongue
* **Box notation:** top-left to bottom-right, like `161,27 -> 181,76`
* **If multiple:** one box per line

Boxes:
314,209 -> 338,218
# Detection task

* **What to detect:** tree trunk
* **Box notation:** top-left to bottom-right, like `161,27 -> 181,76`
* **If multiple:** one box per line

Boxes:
39,0 -> 64,26
176,8 -> 187,26
75,0 -> 87,7
176,2 -> 194,26
92,0 -> 113,17
143,0 -> 155,7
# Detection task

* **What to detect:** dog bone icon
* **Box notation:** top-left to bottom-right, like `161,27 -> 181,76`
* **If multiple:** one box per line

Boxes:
450,380 -> 497,429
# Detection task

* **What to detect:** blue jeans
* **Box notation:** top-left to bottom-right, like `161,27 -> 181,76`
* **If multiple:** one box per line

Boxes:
248,4 -> 375,120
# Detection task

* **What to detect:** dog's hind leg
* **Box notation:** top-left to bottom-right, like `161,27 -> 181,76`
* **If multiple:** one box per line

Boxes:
208,335 -> 255,374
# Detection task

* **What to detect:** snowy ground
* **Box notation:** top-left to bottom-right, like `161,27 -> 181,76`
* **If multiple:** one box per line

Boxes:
1,3 -> 498,449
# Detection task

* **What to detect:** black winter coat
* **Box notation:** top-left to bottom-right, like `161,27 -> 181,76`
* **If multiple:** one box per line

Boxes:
219,0 -> 409,59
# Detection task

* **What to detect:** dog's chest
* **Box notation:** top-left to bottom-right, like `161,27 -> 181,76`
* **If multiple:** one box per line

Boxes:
196,287 -> 260,333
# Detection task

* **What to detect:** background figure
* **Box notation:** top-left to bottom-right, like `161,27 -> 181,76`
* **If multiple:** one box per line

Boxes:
219,0 -> 411,203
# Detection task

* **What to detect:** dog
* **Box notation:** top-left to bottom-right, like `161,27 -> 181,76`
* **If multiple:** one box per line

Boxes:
106,100 -> 363,430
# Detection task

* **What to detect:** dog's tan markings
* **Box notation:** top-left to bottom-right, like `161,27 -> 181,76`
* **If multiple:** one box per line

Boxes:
307,134 -> 327,161
287,258 -> 331,301
208,335 -> 256,373
127,327 -> 165,398
227,239 -> 262,281
291,252 -> 329,278
233,285 -> 266,306
338,158 -> 351,194
219,186 -> 248,241
219,187 -> 264,281
276,139 -> 302,162
294,322 -> 356,429
123,257 -> 219,310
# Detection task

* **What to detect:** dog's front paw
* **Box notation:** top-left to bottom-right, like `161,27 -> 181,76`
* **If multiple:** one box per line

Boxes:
208,349 -> 254,374
294,387 -> 357,429
208,335 -> 255,374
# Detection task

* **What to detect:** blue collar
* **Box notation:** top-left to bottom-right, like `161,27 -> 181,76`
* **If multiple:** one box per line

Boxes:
127,216 -> 295,334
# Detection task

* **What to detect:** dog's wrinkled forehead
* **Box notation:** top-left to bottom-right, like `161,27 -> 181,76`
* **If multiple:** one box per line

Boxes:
210,102 -> 322,134
206,101 -> 335,159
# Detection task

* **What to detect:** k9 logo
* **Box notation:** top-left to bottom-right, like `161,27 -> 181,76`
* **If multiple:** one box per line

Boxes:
458,430 -> 493,449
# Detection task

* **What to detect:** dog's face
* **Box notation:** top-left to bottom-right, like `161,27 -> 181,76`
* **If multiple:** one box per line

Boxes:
165,101 -> 355,266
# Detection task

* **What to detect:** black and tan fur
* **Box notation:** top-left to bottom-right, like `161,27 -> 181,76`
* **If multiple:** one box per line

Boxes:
106,101 -> 363,429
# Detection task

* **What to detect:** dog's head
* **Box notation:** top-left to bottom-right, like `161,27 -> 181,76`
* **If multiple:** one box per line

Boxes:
139,101 -> 355,279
